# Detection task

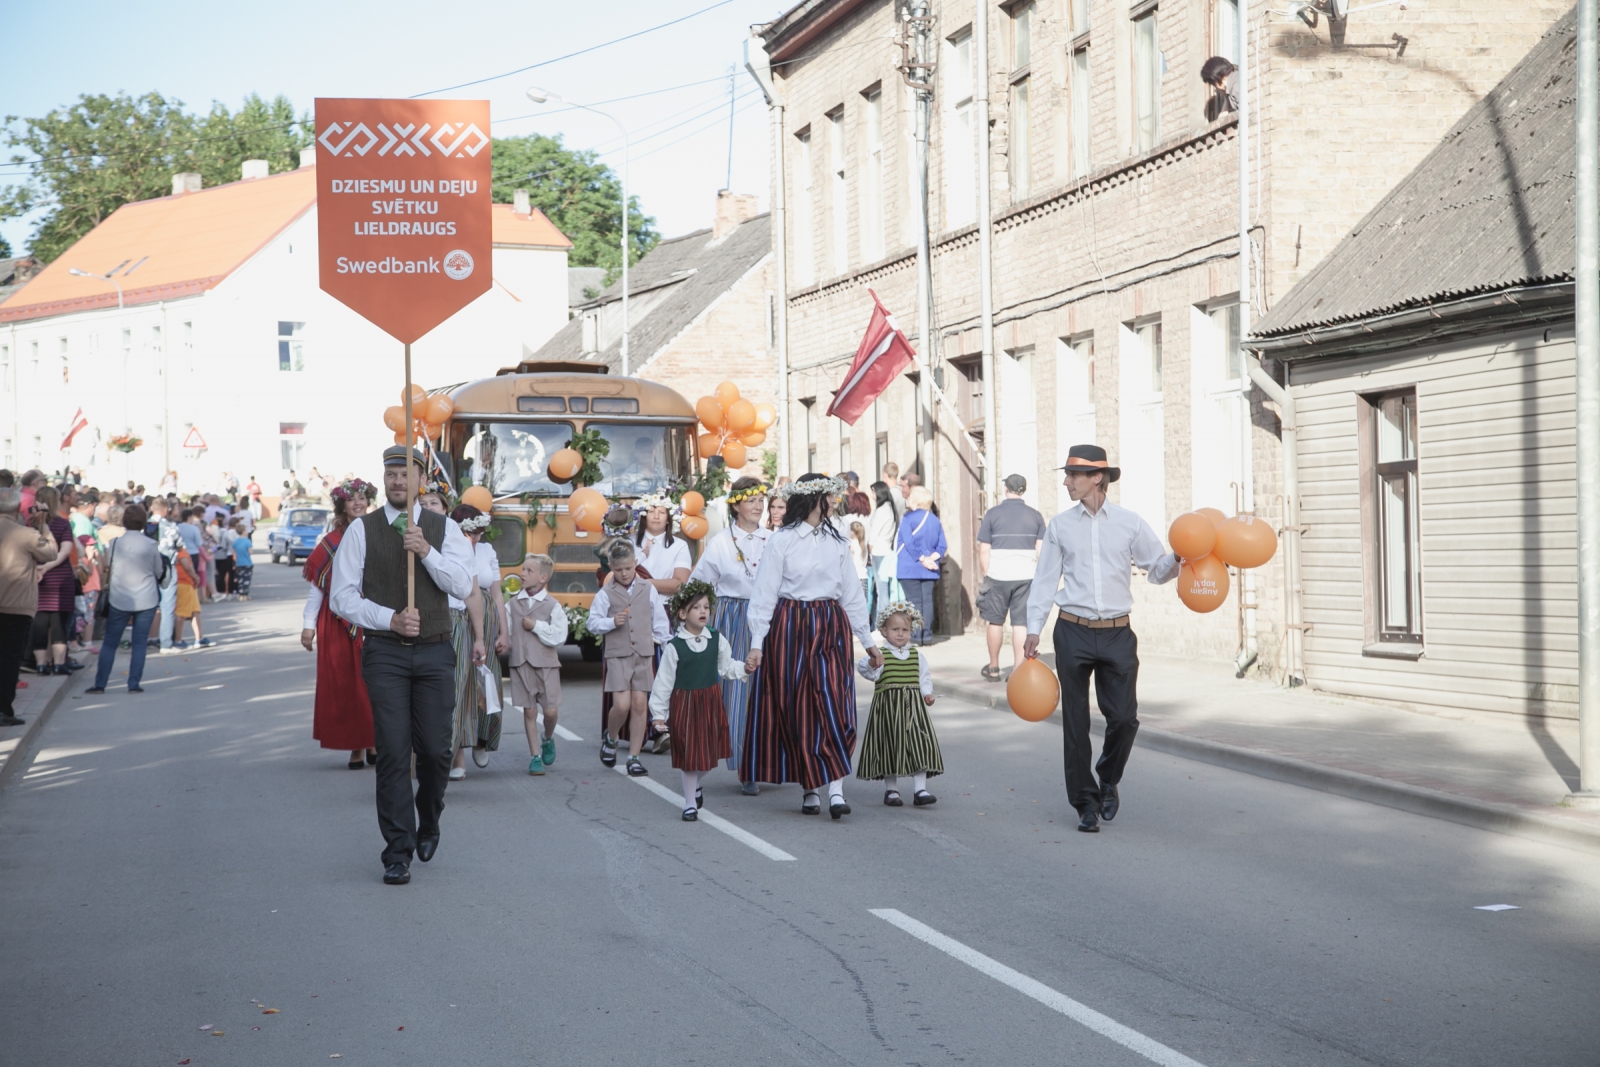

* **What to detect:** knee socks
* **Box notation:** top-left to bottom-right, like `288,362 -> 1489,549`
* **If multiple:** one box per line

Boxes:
912,772 -> 927,793
680,770 -> 701,811
828,777 -> 845,804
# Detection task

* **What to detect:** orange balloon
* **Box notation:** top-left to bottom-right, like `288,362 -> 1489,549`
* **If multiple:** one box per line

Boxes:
568,487 -> 606,534
1007,658 -> 1060,722
753,402 -> 776,430
1176,554 -> 1231,613
401,383 -> 427,408
679,514 -> 709,540
739,430 -> 766,447
383,405 -> 406,432
1195,507 -> 1228,528
698,432 -> 721,459
680,490 -> 705,516
425,394 -> 454,426
416,419 -> 441,441
721,440 -> 748,469
393,430 -> 407,444
1168,513 -> 1217,561
547,448 -> 583,481
714,381 -> 741,408
725,398 -> 757,433
1213,515 -> 1278,569
695,396 -> 724,431
460,486 -> 494,512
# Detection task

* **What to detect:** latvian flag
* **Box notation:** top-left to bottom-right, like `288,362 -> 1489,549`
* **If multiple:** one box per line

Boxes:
60,408 -> 89,450
826,290 -> 917,426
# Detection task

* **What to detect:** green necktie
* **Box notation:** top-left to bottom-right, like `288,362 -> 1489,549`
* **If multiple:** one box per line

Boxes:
391,513 -> 408,532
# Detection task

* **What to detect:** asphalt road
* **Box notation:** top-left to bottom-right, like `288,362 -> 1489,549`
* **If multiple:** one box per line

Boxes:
2,560 -> 1597,1066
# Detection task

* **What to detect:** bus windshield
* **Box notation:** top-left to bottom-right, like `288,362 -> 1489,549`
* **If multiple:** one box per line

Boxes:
590,423 -> 693,497
451,421 -> 692,498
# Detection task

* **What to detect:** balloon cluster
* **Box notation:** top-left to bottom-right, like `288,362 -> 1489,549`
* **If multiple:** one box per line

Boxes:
1168,508 -> 1278,614
383,385 -> 453,445
695,381 -> 775,471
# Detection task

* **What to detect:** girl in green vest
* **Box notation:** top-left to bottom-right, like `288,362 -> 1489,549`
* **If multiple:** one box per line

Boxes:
647,580 -> 749,821
855,602 -> 944,807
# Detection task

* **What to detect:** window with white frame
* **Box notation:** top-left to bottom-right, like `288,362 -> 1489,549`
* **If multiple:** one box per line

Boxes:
1189,302 -> 1245,514
59,336 -> 69,383
1001,347 -> 1039,506
278,321 -> 305,372
1368,389 -> 1423,645
839,426 -> 851,474
828,109 -> 848,277
1214,0 -> 1239,62
279,421 -> 307,470
1009,1 -> 1034,200
803,398 -> 819,473
1118,319 -> 1166,528
1071,45 -> 1092,178
1133,7 -> 1161,153
862,88 -> 885,262
794,128 -> 815,285
944,28 -> 976,228
874,394 -> 890,475
1055,334 -> 1096,509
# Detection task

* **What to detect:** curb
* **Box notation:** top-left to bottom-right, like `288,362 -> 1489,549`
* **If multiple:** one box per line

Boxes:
935,675 -> 1600,857
0,676 -> 75,796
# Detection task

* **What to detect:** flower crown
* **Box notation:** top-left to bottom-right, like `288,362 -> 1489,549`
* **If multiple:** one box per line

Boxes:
775,474 -> 849,500
331,478 -> 376,502
668,578 -> 717,618
457,513 -> 492,533
630,493 -> 681,524
876,599 -> 925,632
726,482 -> 770,506
419,477 -> 450,499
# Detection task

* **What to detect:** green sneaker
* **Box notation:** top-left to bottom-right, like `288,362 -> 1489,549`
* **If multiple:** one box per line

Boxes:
541,736 -> 556,766
527,755 -> 545,776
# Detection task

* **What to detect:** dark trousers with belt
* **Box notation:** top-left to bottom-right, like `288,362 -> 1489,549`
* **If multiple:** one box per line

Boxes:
362,635 -> 456,866
0,611 -> 32,717
1051,617 -> 1140,814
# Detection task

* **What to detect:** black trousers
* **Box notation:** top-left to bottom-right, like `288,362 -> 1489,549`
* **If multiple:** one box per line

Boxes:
362,636 -> 456,866
1051,618 -> 1141,814
0,612 -> 32,717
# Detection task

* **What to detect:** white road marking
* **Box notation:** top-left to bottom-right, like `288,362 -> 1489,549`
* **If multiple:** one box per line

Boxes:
870,908 -> 1208,1067
612,766 -> 797,862
1474,904 -> 1519,911
554,725 -> 583,742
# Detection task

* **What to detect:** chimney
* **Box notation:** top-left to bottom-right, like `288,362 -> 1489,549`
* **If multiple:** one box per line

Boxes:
514,189 -> 531,216
171,172 -> 202,196
241,159 -> 269,181
712,190 -> 758,240
299,146 -> 317,168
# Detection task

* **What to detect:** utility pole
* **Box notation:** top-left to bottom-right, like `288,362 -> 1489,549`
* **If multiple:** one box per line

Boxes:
725,66 -> 737,192
1572,0 -> 1600,805
745,35 -> 791,479
898,1 -> 938,490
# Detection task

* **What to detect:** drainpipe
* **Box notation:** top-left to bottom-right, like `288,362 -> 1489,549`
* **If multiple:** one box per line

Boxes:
975,0 -> 997,510
1235,0 -> 1257,678
745,35 -> 790,480
1247,354 -> 1302,686
1572,0 -> 1600,804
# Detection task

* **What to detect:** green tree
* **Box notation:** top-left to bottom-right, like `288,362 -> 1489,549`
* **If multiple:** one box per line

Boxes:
0,234 -> 11,259
491,133 -> 657,281
1,92 -> 310,264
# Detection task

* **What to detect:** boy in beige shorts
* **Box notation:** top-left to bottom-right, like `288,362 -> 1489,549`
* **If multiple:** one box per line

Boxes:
506,555 -> 568,776
588,540 -> 670,776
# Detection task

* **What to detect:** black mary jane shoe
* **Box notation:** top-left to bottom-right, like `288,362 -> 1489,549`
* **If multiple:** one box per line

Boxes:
801,791 -> 822,815
1077,810 -> 1100,833
884,789 -> 904,807
383,863 -> 411,885
682,807 -> 698,822
829,799 -> 851,820
913,790 -> 937,806
1099,782 -> 1120,821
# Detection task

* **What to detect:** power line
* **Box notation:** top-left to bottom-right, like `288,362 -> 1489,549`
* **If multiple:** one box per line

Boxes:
487,74 -> 737,125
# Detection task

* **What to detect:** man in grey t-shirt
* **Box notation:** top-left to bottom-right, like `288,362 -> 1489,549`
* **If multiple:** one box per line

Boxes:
976,474 -> 1045,680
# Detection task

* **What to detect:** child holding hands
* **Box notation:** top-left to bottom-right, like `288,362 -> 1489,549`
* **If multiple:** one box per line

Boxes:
648,580 -> 749,821
856,601 -> 944,807
506,554 -> 567,775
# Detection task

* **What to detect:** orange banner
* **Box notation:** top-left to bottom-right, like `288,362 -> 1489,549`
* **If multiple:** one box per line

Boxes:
315,98 -> 492,344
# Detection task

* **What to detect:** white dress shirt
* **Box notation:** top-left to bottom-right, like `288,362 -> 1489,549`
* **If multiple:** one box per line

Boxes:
856,642 -> 934,697
688,522 -> 771,600
1025,501 -> 1180,634
636,531 -> 692,580
587,579 -> 673,644
747,523 -> 872,651
647,625 -> 749,721
510,587 -> 569,647
867,502 -> 898,556
302,585 -> 323,630
474,542 -> 501,590
328,502 -> 477,634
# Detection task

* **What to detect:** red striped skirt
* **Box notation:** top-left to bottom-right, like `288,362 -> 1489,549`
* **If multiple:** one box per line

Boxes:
668,686 -> 732,773
741,598 -> 856,790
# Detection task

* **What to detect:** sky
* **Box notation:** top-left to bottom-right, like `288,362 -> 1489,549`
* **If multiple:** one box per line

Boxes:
0,0 -> 793,257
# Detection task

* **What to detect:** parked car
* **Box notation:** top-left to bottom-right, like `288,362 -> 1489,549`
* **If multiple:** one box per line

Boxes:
269,507 -> 331,564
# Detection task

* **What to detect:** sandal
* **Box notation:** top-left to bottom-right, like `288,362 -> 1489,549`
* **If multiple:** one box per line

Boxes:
884,789 -> 904,807
980,665 -> 1002,681
600,735 -> 617,768
626,757 -> 648,777
913,790 -> 938,806
801,791 -> 822,815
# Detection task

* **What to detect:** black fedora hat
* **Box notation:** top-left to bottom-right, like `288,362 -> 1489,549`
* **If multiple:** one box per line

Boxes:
1058,444 -> 1120,483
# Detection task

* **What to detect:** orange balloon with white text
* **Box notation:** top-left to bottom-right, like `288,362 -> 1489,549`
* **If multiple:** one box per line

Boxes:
740,430 -> 766,447
424,394 -> 454,426
725,399 -> 757,433
721,440 -> 748,469
1213,515 -> 1278,569
568,487 -> 606,534
1007,658 -> 1060,722
401,383 -> 427,408
679,514 -> 709,540
715,381 -> 742,408
754,403 -> 777,430
698,433 -> 721,459
1195,507 -> 1227,527
383,406 -> 406,432
547,448 -> 583,482
1176,554 -> 1231,613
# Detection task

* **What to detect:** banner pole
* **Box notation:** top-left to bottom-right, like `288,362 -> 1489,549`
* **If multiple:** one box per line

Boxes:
404,341 -> 416,610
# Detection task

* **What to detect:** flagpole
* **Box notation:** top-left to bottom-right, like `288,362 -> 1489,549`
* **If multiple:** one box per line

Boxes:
404,341 -> 415,610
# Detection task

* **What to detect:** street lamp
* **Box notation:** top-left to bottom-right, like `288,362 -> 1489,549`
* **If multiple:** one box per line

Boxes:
526,86 -> 631,376
67,267 -> 124,309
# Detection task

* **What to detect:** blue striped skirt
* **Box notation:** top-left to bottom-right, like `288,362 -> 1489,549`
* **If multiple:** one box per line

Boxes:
713,596 -> 756,774
741,598 -> 856,790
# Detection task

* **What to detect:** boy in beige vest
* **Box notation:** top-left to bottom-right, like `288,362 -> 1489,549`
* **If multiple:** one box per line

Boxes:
506,554 -> 568,776
589,540 -> 670,776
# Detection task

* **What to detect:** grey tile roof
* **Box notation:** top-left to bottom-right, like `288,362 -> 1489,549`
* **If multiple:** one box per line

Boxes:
534,213 -> 771,372
568,267 -> 607,307
1252,8 -> 1578,342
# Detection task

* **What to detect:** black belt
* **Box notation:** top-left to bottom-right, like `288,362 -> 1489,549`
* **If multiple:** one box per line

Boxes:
367,631 -> 449,646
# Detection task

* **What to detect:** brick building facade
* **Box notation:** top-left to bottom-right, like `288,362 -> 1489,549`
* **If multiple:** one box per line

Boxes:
756,0 -> 1567,673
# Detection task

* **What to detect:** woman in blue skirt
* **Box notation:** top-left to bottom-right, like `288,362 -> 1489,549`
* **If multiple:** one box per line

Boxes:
688,477 -> 770,795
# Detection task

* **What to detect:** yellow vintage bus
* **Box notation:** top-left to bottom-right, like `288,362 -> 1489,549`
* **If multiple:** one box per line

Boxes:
438,361 -> 699,609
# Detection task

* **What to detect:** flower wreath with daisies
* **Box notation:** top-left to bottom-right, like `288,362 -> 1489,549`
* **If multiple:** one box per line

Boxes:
629,492 -> 682,526
774,473 -> 849,500
876,599 -> 925,633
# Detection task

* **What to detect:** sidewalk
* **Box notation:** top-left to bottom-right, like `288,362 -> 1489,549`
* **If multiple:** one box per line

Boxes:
925,629 -> 1600,855
0,670 -> 73,793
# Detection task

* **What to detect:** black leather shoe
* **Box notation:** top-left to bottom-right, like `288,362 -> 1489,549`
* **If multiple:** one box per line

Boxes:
383,862 -> 411,885
0,715 -> 23,727
829,800 -> 851,820
416,832 -> 439,863
1077,810 -> 1100,833
1099,782 -> 1119,821
801,792 -> 821,815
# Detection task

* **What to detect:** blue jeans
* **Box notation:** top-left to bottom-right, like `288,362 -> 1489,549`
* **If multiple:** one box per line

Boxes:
93,607 -> 156,690
871,555 -> 893,620
900,578 -> 937,644
158,580 -> 177,648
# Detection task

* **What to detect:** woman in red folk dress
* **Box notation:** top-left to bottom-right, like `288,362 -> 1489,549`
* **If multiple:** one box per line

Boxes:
300,478 -> 378,769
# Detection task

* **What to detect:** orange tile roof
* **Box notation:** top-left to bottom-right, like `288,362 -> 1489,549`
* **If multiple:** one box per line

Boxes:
492,203 -> 572,249
0,167 -> 317,323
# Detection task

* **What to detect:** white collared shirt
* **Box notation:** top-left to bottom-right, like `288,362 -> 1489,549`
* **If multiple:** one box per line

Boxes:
647,624 -> 749,720
747,522 -> 872,651
510,587 -> 569,647
1025,501 -> 1180,634
856,642 -> 933,697
328,502 -> 477,634
636,530 -> 692,580
689,522 -> 771,600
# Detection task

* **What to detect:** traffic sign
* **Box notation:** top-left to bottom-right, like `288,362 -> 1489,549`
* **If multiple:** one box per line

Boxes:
182,426 -> 207,449
314,98 -> 493,344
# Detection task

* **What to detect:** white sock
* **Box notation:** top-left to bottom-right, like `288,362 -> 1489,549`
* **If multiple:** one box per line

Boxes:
828,778 -> 845,804
681,770 -> 700,810
884,776 -> 899,792
913,772 -> 927,793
